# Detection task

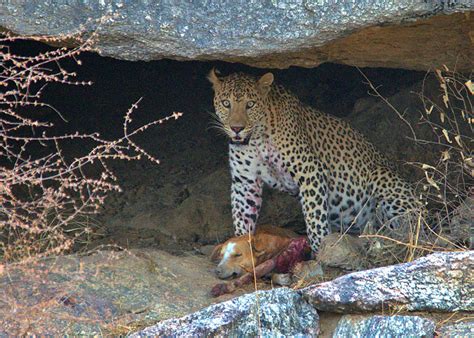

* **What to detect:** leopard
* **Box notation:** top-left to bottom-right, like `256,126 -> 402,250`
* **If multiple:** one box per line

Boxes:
208,69 -> 422,252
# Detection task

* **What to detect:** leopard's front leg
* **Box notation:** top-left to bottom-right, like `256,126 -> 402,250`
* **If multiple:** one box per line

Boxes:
231,176 -> 262,235
293,160 -> 330,252
229,145 -> 262,235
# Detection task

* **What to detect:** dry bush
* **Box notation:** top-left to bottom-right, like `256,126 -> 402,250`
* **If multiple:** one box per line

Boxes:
360,67 -> 473,265
0,33 -> 181,262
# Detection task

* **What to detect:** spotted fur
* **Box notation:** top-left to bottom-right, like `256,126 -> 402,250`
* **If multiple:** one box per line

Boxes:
208,70 -> 421,252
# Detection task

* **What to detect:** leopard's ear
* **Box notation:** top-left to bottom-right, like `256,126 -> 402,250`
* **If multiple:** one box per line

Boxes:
207,68 -> 222,91
257,72 -> 274,96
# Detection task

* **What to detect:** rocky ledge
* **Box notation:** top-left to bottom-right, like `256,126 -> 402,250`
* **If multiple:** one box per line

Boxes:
1,1 -> 472,70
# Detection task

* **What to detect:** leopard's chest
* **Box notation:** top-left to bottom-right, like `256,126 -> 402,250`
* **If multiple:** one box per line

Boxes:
254,138 -> 299,195
229,133 -> 299,195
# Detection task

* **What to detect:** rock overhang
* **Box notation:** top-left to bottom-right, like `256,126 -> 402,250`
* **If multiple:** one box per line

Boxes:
0,1 -> 472,71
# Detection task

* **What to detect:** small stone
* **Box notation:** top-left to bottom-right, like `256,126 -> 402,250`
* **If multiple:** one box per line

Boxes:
292,260 -> 324,281
271,273 -> 292,286
316,233 -> 368,270
199,244 -> 215,257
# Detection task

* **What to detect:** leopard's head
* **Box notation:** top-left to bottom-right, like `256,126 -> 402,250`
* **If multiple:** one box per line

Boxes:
208,69 -> 273,144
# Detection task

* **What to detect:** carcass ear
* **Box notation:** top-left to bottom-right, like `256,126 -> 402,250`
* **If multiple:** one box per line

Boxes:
210,243 -> 224,262
257,72 -> 274,96
207,68 -> 222,91
251,236 -> 268,260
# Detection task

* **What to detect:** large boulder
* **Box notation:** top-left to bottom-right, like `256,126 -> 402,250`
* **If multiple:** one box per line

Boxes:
0,1 -> 471,71
301,251 -> 474,313
132,288 -> 320,337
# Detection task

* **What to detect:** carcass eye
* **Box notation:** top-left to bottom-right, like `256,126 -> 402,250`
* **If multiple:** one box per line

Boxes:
234,253 -> 242,257
222,100 -> 231,108
246,101 -> 255,109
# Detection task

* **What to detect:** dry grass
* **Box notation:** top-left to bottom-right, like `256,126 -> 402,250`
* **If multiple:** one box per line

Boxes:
357,67 -> 472,266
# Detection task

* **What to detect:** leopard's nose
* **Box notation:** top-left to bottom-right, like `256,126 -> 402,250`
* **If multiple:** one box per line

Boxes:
231,126 -> 244,134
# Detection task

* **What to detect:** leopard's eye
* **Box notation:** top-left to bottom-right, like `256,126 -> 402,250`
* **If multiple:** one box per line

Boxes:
234,253 -> 242,257
246,101 -> 255,109
222,100 -> 231,108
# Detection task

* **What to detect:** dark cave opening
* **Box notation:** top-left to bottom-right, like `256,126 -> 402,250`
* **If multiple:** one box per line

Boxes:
4,39 -> 431,254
